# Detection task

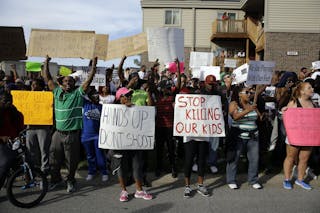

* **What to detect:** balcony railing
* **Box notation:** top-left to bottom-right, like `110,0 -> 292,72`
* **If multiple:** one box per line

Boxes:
212,19 -> 247,34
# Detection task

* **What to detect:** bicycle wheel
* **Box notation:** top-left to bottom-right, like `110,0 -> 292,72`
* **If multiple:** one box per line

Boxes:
6,167 -> 48,208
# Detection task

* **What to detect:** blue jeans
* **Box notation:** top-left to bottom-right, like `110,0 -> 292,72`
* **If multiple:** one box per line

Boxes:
208,137 -> 219,166
226,137 -> 259,185
82,138 -> 108,175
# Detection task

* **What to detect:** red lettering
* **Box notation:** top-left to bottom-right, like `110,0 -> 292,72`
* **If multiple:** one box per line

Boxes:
214,108 -> 221,120
177,96 -> 187,107
186,109 -> 192,119
175,122 -> 184,133
192,123 -> 198,134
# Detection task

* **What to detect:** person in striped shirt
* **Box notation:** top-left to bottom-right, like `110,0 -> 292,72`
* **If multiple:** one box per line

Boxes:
226,85 -> 263,190
42,56 -> 98,193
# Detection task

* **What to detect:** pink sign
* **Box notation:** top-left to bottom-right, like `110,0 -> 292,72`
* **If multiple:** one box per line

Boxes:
283,108 -> 320,146
168,62 -> 184,73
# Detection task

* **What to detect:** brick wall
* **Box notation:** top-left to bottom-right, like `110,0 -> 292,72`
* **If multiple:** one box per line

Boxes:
264,32 -> 320,72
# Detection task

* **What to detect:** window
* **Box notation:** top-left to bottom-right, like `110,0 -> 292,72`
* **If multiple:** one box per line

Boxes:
165,9 -> 180,25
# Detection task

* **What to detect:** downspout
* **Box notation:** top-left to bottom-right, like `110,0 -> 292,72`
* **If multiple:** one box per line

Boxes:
192,7 -> 196,51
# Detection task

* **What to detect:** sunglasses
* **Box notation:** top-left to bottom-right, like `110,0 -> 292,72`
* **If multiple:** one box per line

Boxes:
239,91 -> 255,95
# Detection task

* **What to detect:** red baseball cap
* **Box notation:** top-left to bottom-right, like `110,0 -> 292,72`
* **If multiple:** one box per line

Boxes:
205,75 -> 216,85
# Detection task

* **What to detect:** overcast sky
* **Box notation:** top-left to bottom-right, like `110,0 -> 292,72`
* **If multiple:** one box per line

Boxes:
0,0 -> 142,67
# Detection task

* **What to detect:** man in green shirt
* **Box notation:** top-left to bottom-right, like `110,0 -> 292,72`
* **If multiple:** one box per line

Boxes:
43,56 -> 97,193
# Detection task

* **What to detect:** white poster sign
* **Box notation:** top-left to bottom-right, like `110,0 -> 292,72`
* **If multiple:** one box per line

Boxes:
147,27 -> 184,64
189,52 -> 214,68
69,70 -> 106,87
99,104 -> 155,150
232,63 -> 248,85
247,61 -> 275,85
224,58 -> 237,68
200,66 -> 221,81
173,94 -> 225,137
312,61 -> 320,70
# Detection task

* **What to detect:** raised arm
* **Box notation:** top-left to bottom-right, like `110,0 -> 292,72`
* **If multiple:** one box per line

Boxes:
10,64 -> 19,81
42,55 -> 54,85
175,58 -> 182,91
82,57 -> 98,93
105,64 -> 114,86
118,55 -> 127,83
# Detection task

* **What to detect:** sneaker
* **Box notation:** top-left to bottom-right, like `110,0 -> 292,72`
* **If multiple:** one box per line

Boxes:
228,183 -> 238,189
134,190 -> 153,200
184,186 -> 192,198
210,166 -> 218,174
21,182 -> 35,190
119,190 -> 129,202
192,164 -> 198,172
295,180 -> 312,190
252,183 -> 263,189
197,185 -> 210,197
283,180 -> 292,190
306,167 -> 317,180
66,181 -> 76,193
86,174 -> 94,181
102,175 -> 109,182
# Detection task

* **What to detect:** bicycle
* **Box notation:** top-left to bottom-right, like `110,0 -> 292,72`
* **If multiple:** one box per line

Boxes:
0,129 -> 48,208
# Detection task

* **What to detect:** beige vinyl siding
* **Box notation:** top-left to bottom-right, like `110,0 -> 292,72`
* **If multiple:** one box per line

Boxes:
265,0 -> 320,33
143,9 -> 164,31
180,9 -> 194,47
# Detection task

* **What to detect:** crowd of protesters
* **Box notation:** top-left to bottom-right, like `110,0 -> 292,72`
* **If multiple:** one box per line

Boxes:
0,55 -> 320,202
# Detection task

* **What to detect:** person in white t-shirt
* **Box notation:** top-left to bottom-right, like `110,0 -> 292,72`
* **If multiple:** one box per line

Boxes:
138,65 -> 146,80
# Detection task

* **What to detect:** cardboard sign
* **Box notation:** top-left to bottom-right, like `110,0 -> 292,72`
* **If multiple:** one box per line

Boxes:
27,29 -> 96,59
232,63 -> 248,85
93,34 -> 109,60
0,26 -> 27,61
173,94 -> 225,137
283,108 -> 320,146
224,58 -> 237,68
11,91 -> 53,125
246,61 -> 275,85
189,52 -> 213,68
106,33 -> 147,60
147,27 -> 184,64
98,104 -> 155,150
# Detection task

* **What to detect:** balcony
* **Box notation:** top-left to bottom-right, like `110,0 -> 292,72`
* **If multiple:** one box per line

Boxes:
211,18 -> 265,52
211,19 -> 248,41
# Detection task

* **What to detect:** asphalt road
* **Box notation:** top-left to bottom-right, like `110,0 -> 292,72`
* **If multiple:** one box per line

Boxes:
0,170 -> 319,213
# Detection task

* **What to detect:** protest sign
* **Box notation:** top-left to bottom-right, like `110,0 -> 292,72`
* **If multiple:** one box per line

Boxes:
189,52 -> 213,68
69,70 -> 105,87
106,33 -> 147,60
224,58 -> 237,68
232,63 -> 248,85
147,27 -> 184,64
0,26 -> 27,61
11,91 -> 53,125
94,34 -> 109,60
283,108 -> 320,146
312,61 -> 320,70
200,66 -> 221,81
59,66 -> 72,76
27,29 -> 96,59
25,62 -> 42,72
99,104 -> 155,150
246,61 -> 275,85
167,61 -> 184,73
173,94 -> 225,138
